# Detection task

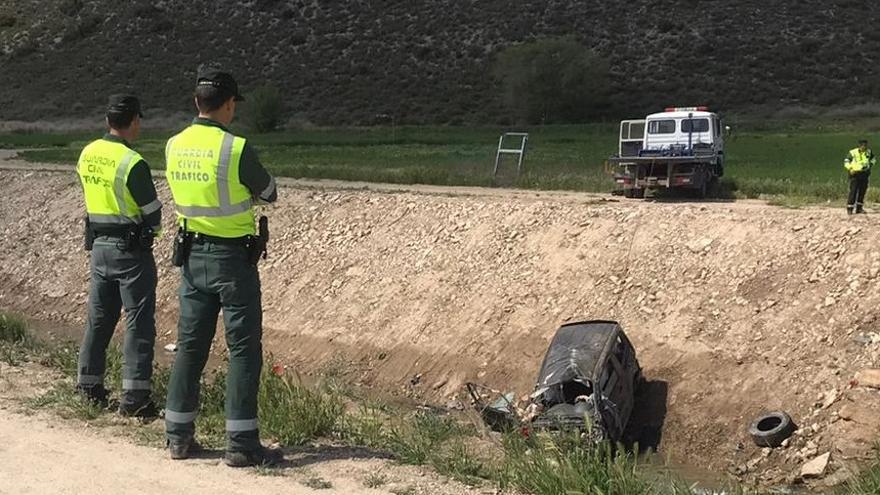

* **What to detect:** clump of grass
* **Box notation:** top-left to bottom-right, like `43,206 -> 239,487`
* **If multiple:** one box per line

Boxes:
337,402 -> 389,448
129,426 -> 166,447
301,475 -> 333,489
0,312 -> 36,365
28,382 -> 105,420
254,465 -> 286,477
386,411 -> 471,465
842,459 -> 880,494
259,367 -> 344,446
191,370 -> 229,449
363,472 -> 388,488
28,344 -> 123,421
430,440 -> 489,486
338,406 -> 488,485
499,431 -> 677,495
0,312 -> 30,345
389,486 -> 415,495
39,343 -> 79,377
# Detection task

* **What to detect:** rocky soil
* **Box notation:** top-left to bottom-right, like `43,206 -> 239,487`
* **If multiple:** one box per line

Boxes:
2,162 -> 880,488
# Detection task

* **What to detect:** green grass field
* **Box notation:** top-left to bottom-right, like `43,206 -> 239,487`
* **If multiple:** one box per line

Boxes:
1,124 -> 873,204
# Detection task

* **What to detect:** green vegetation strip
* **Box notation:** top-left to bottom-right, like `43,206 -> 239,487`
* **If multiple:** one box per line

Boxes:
5,125 -> 877,205
0,312 -> 877,494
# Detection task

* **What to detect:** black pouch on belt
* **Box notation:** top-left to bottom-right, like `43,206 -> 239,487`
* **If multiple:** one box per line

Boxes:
138,225 -> 155,250
83,216 -> 95,252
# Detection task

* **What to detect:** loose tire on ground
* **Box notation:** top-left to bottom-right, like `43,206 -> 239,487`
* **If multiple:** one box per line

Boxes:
748,411 -> 795,447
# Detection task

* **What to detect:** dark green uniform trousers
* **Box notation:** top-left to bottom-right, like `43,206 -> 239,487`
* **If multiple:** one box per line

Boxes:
165,241 -> 263,452
78,236 -> 157,407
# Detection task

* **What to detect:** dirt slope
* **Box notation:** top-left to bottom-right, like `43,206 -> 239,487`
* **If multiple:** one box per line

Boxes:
1,161 -> 880,486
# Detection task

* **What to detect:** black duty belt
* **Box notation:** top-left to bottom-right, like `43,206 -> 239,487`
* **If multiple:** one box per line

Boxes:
93,226 -> 136,238
191,233 -> 251,246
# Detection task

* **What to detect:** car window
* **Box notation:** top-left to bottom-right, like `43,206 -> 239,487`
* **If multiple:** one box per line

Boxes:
600,360 -> 618,395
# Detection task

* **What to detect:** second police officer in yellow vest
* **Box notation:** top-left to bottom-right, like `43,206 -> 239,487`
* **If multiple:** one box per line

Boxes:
163,64 -> 281,467
844,139 -> 876,214
75,95 -> 162,418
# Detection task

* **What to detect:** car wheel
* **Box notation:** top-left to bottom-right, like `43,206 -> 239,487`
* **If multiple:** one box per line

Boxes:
748,411 -> 795,448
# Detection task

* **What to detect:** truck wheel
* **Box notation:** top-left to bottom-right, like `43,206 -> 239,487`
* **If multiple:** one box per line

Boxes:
625,188 -> 645,199
698,179 -> 708,199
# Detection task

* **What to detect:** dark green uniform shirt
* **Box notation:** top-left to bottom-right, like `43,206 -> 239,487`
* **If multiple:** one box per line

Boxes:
101,133 -> 162,231
191,118 -> 278,203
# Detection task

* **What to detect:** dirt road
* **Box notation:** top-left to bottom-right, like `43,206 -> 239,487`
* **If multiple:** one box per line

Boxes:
0,362 -> 480,495
0,412 -> 301,495
0,411 -> 482,495
1,154 -> 879,487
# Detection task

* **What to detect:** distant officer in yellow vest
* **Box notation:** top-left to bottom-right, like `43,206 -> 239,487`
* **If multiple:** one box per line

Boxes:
844,139 -> 876,214
164,64 -> 280,466
75,94 -> 161,418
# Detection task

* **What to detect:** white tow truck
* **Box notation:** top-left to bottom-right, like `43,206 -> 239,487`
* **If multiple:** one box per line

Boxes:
608,106 -> 725,198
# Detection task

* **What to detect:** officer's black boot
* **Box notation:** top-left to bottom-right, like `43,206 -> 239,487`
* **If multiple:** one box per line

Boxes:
119,399 -> 159,419
167,437 -> 203,460
76,384 -> 110,408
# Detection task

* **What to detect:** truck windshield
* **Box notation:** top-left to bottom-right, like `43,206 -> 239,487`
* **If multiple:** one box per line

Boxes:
647,120 -> 675,134
681,118 -> 709,132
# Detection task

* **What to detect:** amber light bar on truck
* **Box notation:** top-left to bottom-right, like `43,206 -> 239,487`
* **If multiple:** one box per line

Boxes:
664,106 -> 710,112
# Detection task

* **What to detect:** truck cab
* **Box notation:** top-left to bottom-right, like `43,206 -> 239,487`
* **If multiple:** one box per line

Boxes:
609,106 -> 725,198
642,107 -> 724,158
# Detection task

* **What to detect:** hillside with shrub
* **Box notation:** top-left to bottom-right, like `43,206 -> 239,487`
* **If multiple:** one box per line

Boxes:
0,0 -> 878,125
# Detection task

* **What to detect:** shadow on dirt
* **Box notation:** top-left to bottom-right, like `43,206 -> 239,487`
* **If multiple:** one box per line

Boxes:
623,379 -> 668,454
646,186 -> 736,203
282,445 -> 393,469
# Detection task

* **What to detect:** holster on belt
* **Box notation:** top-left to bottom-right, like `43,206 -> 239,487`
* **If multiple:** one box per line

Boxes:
172,219 -> 192,267
246,216 -> 269,265
84,216 -> 95,252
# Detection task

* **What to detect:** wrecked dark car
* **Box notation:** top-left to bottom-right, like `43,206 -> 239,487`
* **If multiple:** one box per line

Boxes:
529,320 -> 641,442
468,320 -> 641,442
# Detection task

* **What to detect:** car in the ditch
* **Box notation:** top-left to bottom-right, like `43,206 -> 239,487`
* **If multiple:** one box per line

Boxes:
527,320 -> 641,442
469,320 -> 641,443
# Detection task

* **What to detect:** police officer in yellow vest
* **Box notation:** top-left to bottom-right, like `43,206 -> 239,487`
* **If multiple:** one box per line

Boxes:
164,64 -> 280,466
844,139 -> 876,214
76,94 -> 161,418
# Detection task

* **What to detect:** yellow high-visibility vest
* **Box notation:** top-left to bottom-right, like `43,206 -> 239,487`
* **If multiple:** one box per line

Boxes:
77,139 -> 144,225
845,148 -> 873,173
165,125 -> 254,238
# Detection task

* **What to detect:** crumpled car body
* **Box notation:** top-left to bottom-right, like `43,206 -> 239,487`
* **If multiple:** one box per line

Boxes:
529,320 -> 641,442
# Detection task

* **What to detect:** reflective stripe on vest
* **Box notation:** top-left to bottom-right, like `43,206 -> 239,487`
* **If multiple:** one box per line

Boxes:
165,125 -> 255,237
76,139 -> 144,225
